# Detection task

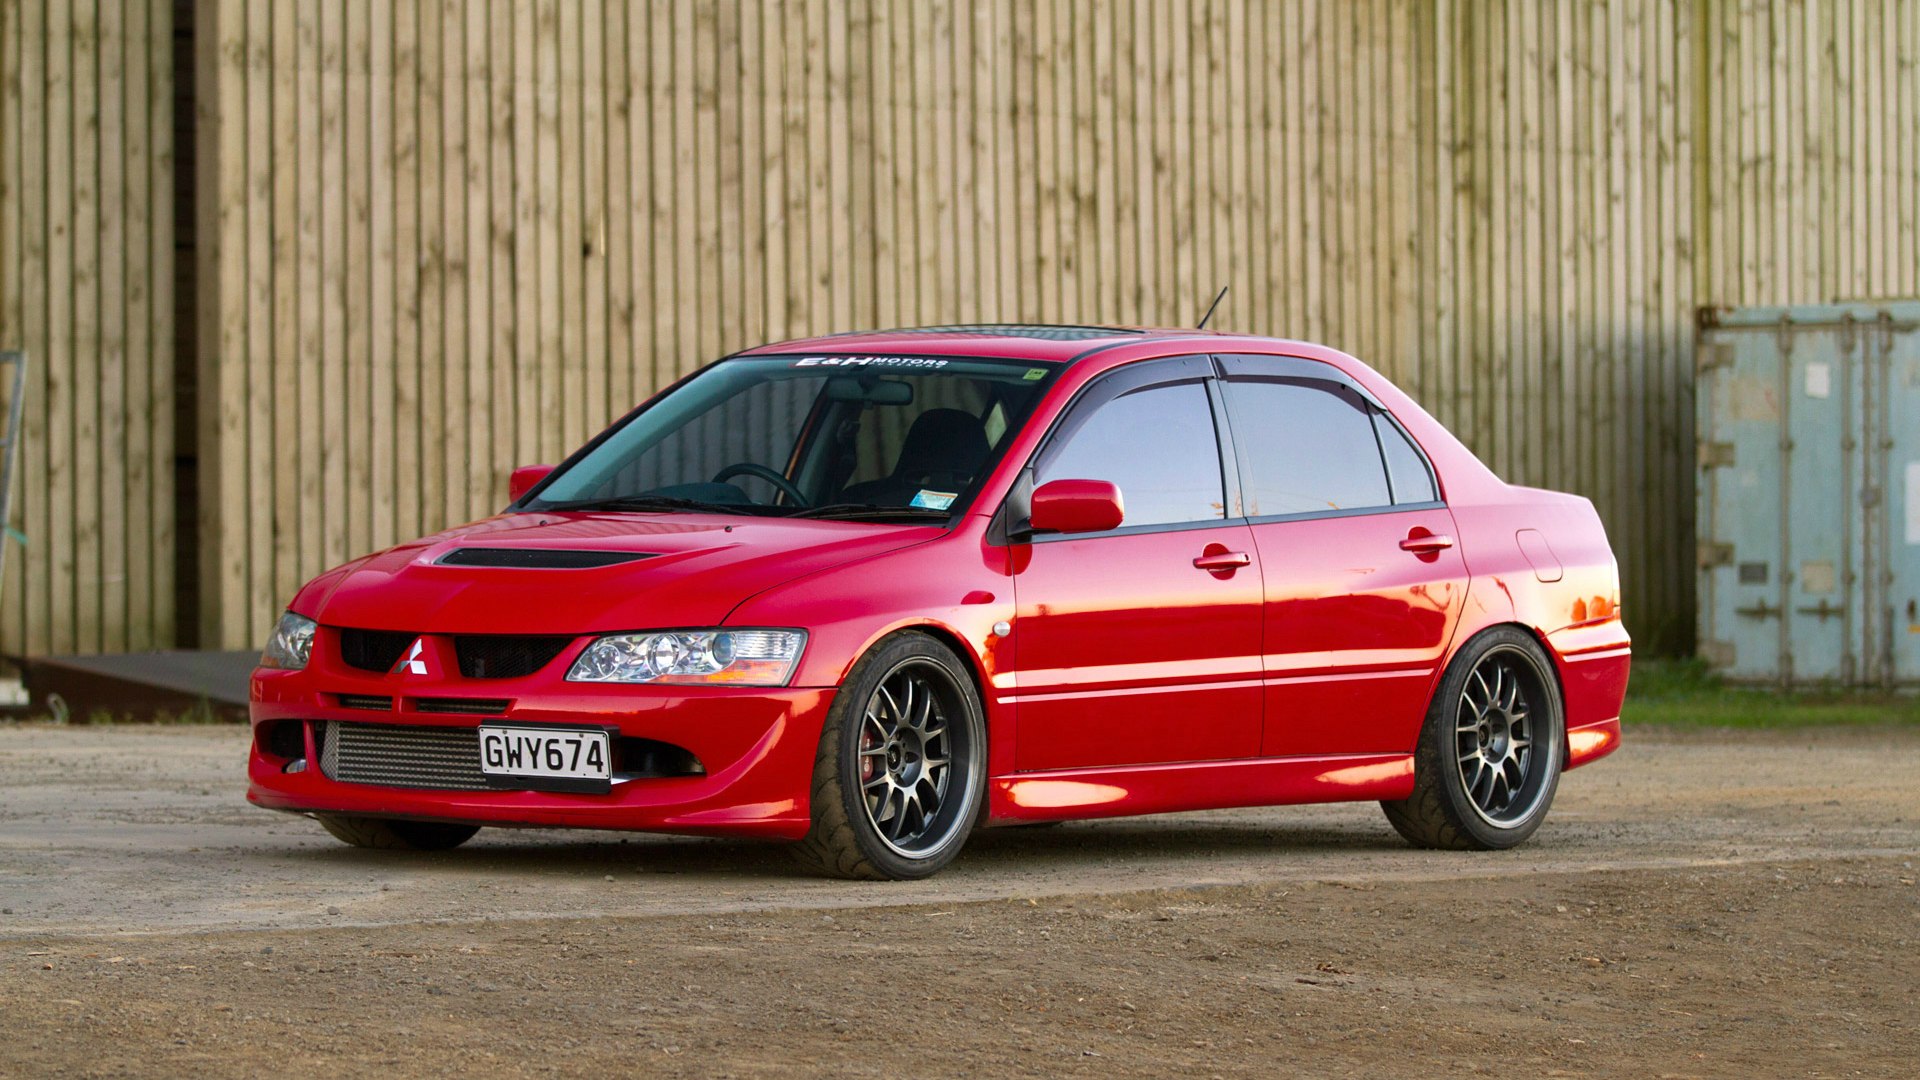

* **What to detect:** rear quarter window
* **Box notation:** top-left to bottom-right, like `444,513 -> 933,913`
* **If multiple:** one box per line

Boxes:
1374,412 -> 1439,504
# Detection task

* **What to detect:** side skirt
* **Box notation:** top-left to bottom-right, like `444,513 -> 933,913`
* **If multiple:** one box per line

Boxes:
986,752 -> 1416,824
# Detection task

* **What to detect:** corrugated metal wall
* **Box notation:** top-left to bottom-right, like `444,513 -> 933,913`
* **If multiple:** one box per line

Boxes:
0,0 -> 179,656
5,1 -> 1919,657
1697,0 -> 1920,307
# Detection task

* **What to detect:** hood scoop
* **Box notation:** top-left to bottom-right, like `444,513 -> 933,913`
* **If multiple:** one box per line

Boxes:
437,547 -> 659,569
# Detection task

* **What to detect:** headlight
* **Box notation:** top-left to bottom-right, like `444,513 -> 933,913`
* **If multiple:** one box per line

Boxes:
261,612 -> 318,670
566,629 -> 806,686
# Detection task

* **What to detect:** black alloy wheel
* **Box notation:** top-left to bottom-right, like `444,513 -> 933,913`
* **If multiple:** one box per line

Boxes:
793,632 -> 985,880
1382,627 -> 1565,851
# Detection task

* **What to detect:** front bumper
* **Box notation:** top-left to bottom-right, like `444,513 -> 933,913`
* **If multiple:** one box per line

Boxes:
247,656 -> 835,840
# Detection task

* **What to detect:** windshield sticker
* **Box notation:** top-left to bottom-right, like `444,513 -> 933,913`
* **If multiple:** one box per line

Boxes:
1023,367 -> 1047,380
793,355 -> 949,369
909,490 -> 958,511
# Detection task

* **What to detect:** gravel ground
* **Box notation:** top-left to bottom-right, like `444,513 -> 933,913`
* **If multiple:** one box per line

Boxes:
2,723 -> 1916,1077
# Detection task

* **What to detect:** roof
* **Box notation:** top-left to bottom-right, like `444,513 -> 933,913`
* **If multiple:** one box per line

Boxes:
733,324 -> 1249,364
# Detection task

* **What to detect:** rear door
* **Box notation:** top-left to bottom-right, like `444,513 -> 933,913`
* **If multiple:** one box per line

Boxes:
1216,354 -> 1469,757
1008,356 -> 1265,771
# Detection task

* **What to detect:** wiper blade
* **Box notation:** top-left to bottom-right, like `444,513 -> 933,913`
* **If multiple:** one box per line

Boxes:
534,495 -> 762,516
787,503 -> 953,521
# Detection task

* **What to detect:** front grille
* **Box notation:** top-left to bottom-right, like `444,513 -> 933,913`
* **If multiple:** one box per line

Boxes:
414,697 -> 512,715
315,721 -> 699,790
454,635 -> 575,679
337,694 -> 394,711
319,721 -> 490,791
337,628 -> 417,673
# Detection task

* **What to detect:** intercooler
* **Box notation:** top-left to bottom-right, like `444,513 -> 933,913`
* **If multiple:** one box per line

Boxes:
317,720 -> 492,791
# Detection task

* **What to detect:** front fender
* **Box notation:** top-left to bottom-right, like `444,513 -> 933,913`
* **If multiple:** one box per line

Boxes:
723,522 -> 1015,771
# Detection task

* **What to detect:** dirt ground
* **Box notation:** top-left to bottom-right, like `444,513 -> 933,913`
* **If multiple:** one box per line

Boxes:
2,724 -> 1916,1078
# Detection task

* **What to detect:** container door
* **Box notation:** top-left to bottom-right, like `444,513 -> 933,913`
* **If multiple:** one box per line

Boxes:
1880,313 -> 1920,687
1780,326 -> 1855,683
1698,318 -> 1854,683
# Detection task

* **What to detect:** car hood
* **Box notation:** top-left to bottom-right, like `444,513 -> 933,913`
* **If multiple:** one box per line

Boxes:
294,511 -> 943,635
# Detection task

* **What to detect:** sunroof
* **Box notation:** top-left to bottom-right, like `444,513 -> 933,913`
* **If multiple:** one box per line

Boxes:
886,324 -> 1142,342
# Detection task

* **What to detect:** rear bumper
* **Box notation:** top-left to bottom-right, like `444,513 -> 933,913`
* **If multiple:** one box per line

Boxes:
1565,715 -> 1622,769
1549,618 -> 1630,772
246,665 -> 834,840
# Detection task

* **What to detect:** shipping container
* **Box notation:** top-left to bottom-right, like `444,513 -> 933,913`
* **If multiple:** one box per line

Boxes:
1696,303 -> 1920,687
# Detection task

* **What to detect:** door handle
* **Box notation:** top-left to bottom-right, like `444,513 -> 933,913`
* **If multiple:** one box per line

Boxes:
1399,534 -> 1455,553
1193,550 -> 1252,570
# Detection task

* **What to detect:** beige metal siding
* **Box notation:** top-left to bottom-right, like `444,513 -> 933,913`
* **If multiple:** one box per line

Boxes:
0,0 -> 178,655
4,1 -> 1919,656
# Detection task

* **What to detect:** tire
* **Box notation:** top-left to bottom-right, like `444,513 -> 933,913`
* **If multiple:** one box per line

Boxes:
1381,626 -> 1565,851
792,632 -> 987,880
315,814 -> 481,851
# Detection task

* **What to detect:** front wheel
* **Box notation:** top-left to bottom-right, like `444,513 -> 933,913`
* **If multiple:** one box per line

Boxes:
1381,627 -> 1565,850
792,632 -> 986,880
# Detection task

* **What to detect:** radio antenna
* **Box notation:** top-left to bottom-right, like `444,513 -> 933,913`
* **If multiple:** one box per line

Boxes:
1195,286 -> 1228,330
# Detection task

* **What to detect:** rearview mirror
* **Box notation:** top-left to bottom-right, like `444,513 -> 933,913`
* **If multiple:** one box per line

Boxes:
1028,478 -> 1125,535
509,464 -> 555,502
825,377 -> 914,405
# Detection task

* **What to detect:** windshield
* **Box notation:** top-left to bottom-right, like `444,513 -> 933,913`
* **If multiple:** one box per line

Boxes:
526,355 -> 1059,521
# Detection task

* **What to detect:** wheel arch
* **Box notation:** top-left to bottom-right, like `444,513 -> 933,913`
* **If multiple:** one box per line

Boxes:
856,621 -> 993,725
843,619 -> 1009,785
1440,619 -> 1574,768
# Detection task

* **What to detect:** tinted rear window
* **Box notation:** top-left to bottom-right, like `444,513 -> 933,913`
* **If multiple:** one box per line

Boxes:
1224,380 -> 1391,516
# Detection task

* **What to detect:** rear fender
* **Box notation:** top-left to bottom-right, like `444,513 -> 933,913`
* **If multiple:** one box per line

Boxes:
1447,490 -> 1630,767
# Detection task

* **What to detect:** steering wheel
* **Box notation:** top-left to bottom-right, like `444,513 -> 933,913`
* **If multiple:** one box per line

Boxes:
712,462 -> 810,507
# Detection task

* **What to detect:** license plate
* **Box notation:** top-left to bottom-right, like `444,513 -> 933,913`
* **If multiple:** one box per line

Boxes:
479,725 -> 613,793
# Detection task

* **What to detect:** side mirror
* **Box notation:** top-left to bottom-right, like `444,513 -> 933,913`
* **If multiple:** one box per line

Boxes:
508,464 -> 555,503
1028,478 -> 1125,535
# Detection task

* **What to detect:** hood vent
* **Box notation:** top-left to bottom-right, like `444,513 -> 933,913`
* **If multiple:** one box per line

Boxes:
437,547 -> 657,569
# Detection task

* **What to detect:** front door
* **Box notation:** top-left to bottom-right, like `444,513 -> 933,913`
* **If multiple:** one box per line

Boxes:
1009,359 -> 1265,771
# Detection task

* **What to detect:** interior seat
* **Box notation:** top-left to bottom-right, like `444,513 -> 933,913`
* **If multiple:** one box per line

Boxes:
838,408 -> 991,506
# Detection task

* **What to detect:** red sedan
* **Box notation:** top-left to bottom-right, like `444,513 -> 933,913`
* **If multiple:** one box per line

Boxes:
248,325 -> 1629,879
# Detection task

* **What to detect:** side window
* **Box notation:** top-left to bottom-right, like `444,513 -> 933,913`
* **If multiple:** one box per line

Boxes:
1374,413 -> 1438,504
1036,380 -> 1226,528
1224,380 -> 1390,517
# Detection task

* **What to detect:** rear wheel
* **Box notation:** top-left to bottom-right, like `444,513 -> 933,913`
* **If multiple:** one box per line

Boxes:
315,814 -> 481,851
1381,627 -> 1564,850
792,633 -> 986,880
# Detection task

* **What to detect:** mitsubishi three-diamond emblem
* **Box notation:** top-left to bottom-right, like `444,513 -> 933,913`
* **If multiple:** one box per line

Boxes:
393,638 -> 429,676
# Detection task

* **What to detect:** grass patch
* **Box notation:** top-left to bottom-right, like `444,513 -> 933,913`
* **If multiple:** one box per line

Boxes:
1624,658 -> 1920,728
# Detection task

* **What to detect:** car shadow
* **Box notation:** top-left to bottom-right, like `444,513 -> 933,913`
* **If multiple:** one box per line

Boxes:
296,815 -> 1409,881
967,818 -> 1407,863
